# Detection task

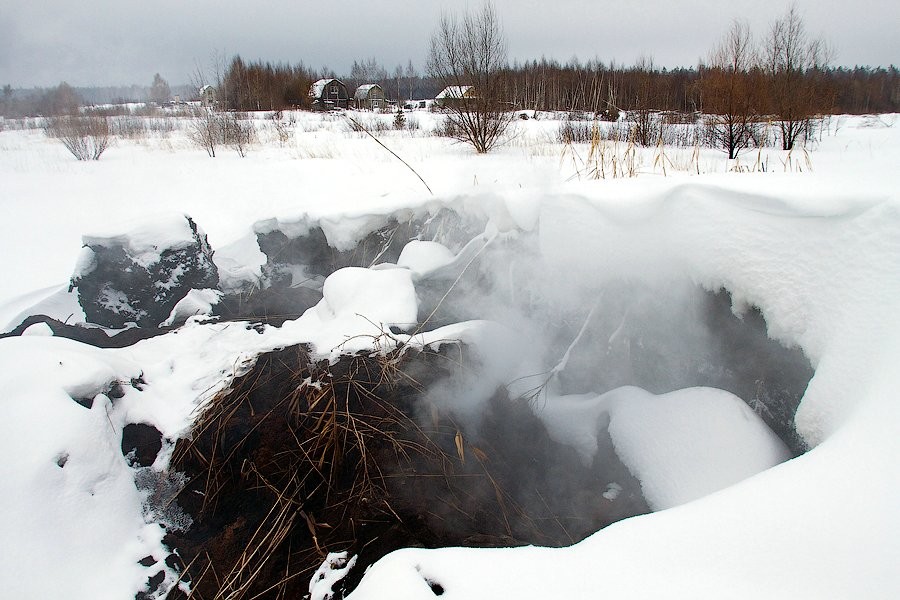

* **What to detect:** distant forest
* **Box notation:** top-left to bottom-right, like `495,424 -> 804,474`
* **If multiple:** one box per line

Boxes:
200,55 -> 900,116
1,56 -> 897,118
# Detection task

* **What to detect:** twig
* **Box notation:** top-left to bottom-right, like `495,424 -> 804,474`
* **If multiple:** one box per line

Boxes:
344,114 -> 434,195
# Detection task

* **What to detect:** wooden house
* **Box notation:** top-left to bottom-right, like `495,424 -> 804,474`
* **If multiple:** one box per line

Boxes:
434,85 -> 476,109
309,78 -> 349,110
199,85 -> 217,108
354,84 -> 386,111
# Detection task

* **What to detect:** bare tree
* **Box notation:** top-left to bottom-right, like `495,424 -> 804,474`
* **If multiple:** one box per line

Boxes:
39,82 -> 81,116
428,1 -> 513,153
765,4 -> 831,150
628,56 -> 661,146
393,64 -> 403,103
701,20 -> 761,159
1,84 -> 12,116
405,60 -> 418,102
149,73 -> 171,105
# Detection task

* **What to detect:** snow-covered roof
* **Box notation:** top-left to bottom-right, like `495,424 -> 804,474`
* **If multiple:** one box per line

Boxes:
309,78 -> 344,98
435,85 -> 473,99
354,84 -> 382,100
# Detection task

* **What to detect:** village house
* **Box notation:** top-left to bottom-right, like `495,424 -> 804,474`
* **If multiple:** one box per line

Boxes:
199,85 -> 216,108
434,85 -> 476,109
353,84 -> 386,111
309,78 -> 349,110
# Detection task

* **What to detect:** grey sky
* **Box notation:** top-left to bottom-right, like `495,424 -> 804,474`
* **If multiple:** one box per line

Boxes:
1,0 -> 896,87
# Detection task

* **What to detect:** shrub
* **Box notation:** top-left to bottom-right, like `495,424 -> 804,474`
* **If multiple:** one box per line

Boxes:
44,115 -> 111,160
393,108 -> 406,130
224,112 -> 254,157
187,108 -> 221,157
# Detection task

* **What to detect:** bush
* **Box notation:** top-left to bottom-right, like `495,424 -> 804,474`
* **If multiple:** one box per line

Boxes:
224,112 -> 254,157
187,108 -> 221,157
270,110 -> 294,146
393,108 -> 406,130
44,115 -> 111,160
557,120 -> 595,144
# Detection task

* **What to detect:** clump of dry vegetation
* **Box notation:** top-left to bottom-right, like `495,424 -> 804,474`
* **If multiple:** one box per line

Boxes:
165,342 -> 646,599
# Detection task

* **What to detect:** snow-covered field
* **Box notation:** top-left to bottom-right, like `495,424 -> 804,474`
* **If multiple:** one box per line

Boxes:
1,111 -> 898,599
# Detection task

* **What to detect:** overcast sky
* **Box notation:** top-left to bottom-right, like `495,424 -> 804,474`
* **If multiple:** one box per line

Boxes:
1,0 -> 896,88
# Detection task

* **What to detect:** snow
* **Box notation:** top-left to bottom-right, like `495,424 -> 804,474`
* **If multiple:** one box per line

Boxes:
0,112 -> 899,599
160,288 -> 222,326
0,284 -> 85,333
80,213 -> 200,271
309,552 -> 358,600
354,83 -> 381,100
21,321 -> 53,336
539,386 -> 790,510
310,78 -> 344,99
397,240 -> 456,277
0,337 -> 161,598
212,232 -> 266,291
435,86 -> 473,99
293,266 -> 418,357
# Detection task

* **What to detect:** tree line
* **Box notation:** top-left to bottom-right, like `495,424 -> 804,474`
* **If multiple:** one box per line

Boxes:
213,55 -> 897,120
1,58 -> 895,122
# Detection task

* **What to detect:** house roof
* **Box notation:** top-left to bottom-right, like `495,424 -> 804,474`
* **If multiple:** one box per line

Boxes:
309,78 -> 345,98
354,84 -> 383,100
435,86 -> 473,99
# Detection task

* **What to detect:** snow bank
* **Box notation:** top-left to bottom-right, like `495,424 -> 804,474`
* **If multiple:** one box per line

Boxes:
0,336 -> 161,598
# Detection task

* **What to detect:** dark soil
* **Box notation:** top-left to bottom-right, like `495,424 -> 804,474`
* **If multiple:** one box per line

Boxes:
0,314 -> 175,348
165,343 -> 647,599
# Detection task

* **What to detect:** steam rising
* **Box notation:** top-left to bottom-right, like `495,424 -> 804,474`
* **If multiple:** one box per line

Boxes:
403,197 -> 812,513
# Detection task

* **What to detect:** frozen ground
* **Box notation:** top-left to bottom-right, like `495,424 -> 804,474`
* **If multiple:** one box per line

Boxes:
0,111 -> 898,599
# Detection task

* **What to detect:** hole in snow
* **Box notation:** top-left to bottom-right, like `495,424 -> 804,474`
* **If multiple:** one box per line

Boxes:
121,423 -> 163,467
426,579 -> 445,596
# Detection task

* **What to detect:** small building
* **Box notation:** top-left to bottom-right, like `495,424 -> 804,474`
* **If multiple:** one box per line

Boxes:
354,84 -> 386,111
434,85 -> 476,109
199,85 -> 216,108
309,78 -> 349,110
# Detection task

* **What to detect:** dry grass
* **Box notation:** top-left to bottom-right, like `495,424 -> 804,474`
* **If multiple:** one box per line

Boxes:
165,338 -> 616,600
